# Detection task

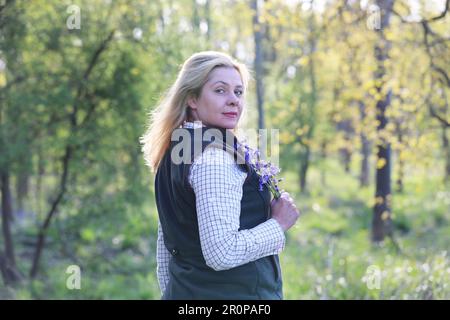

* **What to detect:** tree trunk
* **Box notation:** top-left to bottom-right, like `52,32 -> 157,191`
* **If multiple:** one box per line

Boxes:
395,120 -> 404,193
1,171 -> 15,266
205,0 -> 211,40
320,141 -> 327,188
341,148 -> 352,173
359,101 -> 370,187
1,170 -> 21,284
157,2 -> 165,33
396,152 -> 404,193
30,145 -> 71,278
360,135 -> 371,186
251,0 -> 265,132
299,146 -> 310,193
337,119 -> 353,173
373,142 -> 392,242
298,13 -> 318,194
36,146 -> 45,221
443,125 -> 450,183
372,0 -> 394,243
16,170 -> 29,214
191,0 -> 200,33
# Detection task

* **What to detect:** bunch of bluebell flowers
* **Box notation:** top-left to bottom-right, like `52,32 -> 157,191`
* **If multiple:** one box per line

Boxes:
237,142 -> 283,200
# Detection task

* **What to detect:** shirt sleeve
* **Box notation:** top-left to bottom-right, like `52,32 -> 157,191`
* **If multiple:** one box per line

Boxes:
189,146 -> 286,271
156,219 -> 171,296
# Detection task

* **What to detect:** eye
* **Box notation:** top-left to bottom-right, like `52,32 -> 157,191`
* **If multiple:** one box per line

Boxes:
215,88 -> 225,94
235,90 -> 243,96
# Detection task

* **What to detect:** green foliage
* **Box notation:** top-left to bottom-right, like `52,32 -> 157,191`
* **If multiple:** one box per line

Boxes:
0,0 -> 448,300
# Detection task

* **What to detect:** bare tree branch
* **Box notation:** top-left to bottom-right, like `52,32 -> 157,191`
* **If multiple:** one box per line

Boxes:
427,0 -> 449,22
392,0 -> 449,23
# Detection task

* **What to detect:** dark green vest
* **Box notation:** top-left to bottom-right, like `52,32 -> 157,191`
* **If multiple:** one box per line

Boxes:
155,126 -> 283,300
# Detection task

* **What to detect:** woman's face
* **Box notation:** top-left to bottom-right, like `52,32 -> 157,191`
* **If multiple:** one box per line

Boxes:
188,67 -> 244,129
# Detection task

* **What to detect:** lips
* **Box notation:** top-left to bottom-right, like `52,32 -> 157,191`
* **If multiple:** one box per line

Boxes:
223,112 -> 238,118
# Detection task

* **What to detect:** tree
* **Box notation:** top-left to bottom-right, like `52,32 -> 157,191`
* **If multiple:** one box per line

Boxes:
371,0 -> 394,243
251,0 -> 266,135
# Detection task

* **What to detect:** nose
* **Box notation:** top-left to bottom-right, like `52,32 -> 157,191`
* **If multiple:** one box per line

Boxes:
227,93 -> 240,107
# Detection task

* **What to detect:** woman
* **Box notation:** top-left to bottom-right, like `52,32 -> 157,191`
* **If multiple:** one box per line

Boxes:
141,51 -> 300,299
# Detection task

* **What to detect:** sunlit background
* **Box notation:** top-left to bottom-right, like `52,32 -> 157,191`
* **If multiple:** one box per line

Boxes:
0,0 -> 449,299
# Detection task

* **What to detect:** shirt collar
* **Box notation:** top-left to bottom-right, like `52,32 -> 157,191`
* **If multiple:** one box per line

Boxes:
182,120 -> 205,129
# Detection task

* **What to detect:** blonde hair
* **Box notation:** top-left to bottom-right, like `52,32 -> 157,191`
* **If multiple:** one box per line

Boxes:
140,51 -> 251,173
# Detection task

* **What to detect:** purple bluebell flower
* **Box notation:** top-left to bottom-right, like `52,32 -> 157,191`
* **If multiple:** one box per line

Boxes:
237,141 -> 282,199
244,145 -> 250,163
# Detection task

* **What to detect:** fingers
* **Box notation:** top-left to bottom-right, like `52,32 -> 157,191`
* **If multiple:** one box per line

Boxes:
277,191 -> 300,212
279,192 -> 297,210
280,191 -> 292,200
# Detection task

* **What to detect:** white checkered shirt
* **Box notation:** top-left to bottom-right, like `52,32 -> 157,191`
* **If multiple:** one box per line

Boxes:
156,121 -> 286,295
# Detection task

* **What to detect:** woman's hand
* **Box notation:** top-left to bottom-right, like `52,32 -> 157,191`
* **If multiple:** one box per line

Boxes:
270,191 -> 300,232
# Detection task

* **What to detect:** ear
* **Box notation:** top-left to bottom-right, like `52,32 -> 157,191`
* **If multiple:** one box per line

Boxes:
187,95 -> 198,110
